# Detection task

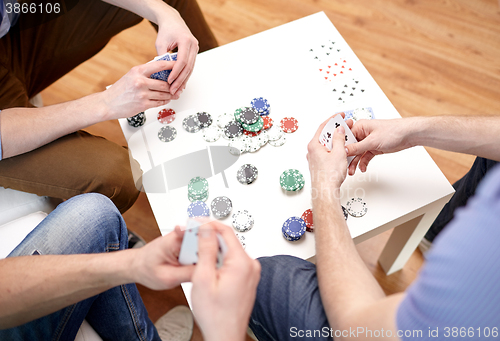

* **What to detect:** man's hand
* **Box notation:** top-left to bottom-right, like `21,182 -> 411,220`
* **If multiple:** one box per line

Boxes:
102,61 -> 181,120
307,114 -> 353,191
346,118 -> 415,175
155,12 -> 199,96
132,226 -> 194,290
191,221 -> 261,341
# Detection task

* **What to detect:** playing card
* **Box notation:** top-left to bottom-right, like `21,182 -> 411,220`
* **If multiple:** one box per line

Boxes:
149,52 -> 177,82
342,107 -> 375,122
331,77 -> 367,105
178,219 -> 227,268
319,115 -> 358,165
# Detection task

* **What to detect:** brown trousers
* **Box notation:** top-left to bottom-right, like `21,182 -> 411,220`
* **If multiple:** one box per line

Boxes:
0,0 -> 218,213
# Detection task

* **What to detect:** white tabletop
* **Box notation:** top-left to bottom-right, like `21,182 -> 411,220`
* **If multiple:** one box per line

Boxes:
119,12 -> 454,262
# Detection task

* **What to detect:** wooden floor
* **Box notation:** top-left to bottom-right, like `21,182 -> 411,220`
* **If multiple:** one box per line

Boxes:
40,0 -> 499,339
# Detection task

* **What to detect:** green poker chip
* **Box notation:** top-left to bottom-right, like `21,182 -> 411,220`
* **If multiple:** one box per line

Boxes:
188,191 -> 209,202
242,116 -> 264,132
280,169 -> 305,191
188,177 -> 209,196
234,107 -> 245,123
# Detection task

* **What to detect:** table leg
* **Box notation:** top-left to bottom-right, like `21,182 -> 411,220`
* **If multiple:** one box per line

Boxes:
378,197 -> 451,275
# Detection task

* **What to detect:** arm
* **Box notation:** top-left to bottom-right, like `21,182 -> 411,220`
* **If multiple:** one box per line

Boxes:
191,221 -> 261,341
347,116 -> 500,175
102,0 -> 199,95
0,60 -> 176,158
0,227 -> 193,329
307,115 -> 404,340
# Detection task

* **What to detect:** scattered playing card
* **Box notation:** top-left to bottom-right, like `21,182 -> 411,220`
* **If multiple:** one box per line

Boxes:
178,219 -> 227,268
319,114 -> 358,165
331,77 -> 367,105
309,40 -> 353,82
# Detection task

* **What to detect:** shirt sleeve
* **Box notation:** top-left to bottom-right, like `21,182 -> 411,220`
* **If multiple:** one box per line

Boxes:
396,164 -> 500,339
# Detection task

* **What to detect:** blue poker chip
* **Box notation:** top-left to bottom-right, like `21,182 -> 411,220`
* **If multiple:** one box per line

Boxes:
187,201 -> 210,217
282,216 -> 306,240
251,97 -> 270,113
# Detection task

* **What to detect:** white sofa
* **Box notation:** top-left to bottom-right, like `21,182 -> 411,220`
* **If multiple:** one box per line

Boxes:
0,187 -> 102,341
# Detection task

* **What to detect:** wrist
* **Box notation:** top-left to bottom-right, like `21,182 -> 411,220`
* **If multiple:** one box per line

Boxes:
92,91 -> 113,122
404,116 -> 429,148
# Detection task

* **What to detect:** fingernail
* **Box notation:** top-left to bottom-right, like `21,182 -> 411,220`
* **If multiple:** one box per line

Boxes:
337,127 -> 345,133
345,148 -> 349,154
172,88 -> 177,94
198,229 -> 213,239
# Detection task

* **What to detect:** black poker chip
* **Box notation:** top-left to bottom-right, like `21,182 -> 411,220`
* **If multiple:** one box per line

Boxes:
237,164 -> 258,185
127,112 -> 146,127
196,112 -> 213,128
240,107 -> 259,125
183,115 -> 201,133
158,126 -> 177,142
224,120 -> 243,138
211,196 -> 233,219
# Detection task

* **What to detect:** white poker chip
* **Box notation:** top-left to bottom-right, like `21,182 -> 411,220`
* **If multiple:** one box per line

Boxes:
235,233 -> 246,249
269,134 -> 286,147
217,113 -> 234,129
247,136 -> 261,153
352,108 -> 373,122
345,197 -> 368,217
257,132 -> 269,147
266,125 -> 284,141
202,126 -> 221,142
158,126 -> 177,142
232,210 -> 254,232
228,138 -> 247,155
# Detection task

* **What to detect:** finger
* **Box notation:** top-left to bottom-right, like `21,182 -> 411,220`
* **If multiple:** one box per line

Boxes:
358,151 -> 376,172
194,225 -> 218,282
348,154 -> 362,176
346,118 -> 354,130
140,61 -> 176,77
148,90 -> 175,101
332,126 -> 347,152
167,42 -> 190,85
345,138 -> 374,157
146,99 -> 171,108
170,46 -> 196,94
145,78 -> 171,93
174,225 -> 185,239
167,266 -> 195,284
310,114 -> 336,148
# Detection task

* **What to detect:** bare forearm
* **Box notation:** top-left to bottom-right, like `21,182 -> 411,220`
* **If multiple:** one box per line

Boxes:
407,116 -> 500,161
0,93 -> 107,158
101,0 -> 180,24
0,251 -> 137,329
313,189 -> 385,330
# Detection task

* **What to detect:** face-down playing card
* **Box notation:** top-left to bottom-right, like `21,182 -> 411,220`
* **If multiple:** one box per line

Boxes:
319,114 -> 358,165
149,52 -> 178,82
178,219 -> 227,268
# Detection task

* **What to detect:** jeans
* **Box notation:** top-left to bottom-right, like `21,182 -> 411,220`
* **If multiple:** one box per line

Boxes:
0,193 -> 161,341
425,157 -> 498,242
249,256 -> 332,341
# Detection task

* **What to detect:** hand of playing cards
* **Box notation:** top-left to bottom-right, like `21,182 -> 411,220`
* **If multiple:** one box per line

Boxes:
319,114 -> 357,165
149,52 -> 178,83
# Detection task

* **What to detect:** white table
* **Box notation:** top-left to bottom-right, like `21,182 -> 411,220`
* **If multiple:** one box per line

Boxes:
119,12 -> 454,282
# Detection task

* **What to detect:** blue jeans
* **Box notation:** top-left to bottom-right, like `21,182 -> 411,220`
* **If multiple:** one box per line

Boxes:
425,157 -> 498,242
0,193 -> 161,341
249,255 -> 332,341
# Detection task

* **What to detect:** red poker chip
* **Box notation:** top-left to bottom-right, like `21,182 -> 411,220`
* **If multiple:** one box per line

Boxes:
301,208 -> 314,232
157,108 -> 176,124
280,117 -> 298,133
262,116 -> 273,130
243,129 -> 262,137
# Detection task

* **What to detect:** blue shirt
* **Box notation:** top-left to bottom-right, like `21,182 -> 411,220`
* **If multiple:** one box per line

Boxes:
397,164 -> 500,339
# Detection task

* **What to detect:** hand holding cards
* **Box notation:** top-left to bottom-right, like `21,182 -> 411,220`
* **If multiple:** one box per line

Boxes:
319,114 -> 358,165
149,52 -> 178,83
178,219 -> 228,268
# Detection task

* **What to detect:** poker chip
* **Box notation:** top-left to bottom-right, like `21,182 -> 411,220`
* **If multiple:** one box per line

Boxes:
211,196 -> 232,219
346,197 -> 368,217
224,120 -> 243,139
280,169 -> 305,191
246,136 -> 261,153
158,126 -> 177,142
266,125 -> 284,141
282,216 -> 306,241
188,191 -> 208,202
256,132 -> 268,147
217,113 -> 234,128
202,126 -> 221,142
228,137 -> 247,155
242,116 -> 264,132
301,209 -> 314,232
239,107 -> 260,125
127,112 -> 146,127
280,117 -> 299,133
183,115 -> 201,133
188,176 -> 209,201
235,234 -> 246,249
237,164 -> 258,185
262,116 -> 273,130
251,97 -> 270,113
352,107 -> 373,122
233,107 -> 245,123
268,135 -> 286,147
260,109 -> 270,116
342,205 -> 349,221
232,210 -> 254,232
157,108 -> 176,124
187,201 -> 210,217
196,112 -> 213,128
243,129 -> 262,137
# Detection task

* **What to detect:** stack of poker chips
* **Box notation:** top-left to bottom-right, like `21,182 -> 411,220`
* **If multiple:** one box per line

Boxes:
211,196 -> 233,219
282,217 -> 306,241
127,112 -> 146,127
251,97 -> 270,116
280,169 -> 305,192
187,201 -> 210,217
183,112 -> 214,133
188,176 -> 209,202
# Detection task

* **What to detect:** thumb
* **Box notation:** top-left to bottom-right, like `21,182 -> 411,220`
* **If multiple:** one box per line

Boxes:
332,126 -> 347,152
193,226 -> 218,284
140,60 -> 176,77
346,138 -> 372,157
